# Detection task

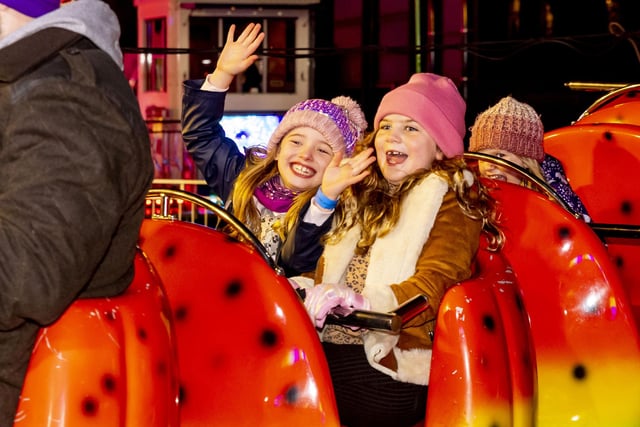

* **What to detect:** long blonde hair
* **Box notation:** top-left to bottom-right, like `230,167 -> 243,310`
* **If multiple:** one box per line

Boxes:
518,156 -> 545,188
326,132 -> 502,253
228,146 -> 315,241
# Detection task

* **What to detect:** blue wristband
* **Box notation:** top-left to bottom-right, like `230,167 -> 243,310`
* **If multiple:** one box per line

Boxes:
315,188 -> 338,210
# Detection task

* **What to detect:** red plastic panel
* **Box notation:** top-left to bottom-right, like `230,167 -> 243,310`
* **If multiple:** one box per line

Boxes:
544,123 -> 640,225
606,239 -> 640,321
426,241 -> 535,427
576,84 -> 640,124
139,219 -> 340,427
544,123 -> 640,325
576,101 -> 640,126
14,251 -> 179,427
487,180 -> 640,425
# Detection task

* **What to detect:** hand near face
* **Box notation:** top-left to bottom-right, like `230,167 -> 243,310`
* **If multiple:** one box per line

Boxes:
320,147 -> 376,200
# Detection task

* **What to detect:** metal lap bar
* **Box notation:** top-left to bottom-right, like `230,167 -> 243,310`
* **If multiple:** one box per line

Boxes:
324,295 -> 430,333
590,223 -> 640,240
564,82 -> 630,92
325,311 -> 402,333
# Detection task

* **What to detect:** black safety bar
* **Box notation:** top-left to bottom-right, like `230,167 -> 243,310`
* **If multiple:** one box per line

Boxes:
325,294 -> 430,334
590,223 -> 640,240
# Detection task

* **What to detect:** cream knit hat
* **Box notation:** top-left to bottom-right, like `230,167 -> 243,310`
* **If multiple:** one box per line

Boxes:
468,96 -> 544,161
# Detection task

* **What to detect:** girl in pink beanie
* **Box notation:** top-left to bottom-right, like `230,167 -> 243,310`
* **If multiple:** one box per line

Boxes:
290,73 -> 500,427
181,23 -> 375,275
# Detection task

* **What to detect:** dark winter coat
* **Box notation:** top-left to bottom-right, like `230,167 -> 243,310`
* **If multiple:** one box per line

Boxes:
0,24 -> 153,424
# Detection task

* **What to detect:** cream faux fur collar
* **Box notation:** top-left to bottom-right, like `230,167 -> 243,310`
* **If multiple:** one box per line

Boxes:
321,174 -> 450,385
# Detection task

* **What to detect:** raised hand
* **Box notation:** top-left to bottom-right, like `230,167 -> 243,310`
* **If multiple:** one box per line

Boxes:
320,147 -> 376,200
206,23 -> 265,89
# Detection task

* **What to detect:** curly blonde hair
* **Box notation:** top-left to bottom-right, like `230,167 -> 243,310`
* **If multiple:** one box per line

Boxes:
326,131 -> 503,253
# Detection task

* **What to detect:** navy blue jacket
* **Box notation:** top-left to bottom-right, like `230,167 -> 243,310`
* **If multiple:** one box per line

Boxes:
181,79 -> 331,276
182,79 -> 245,202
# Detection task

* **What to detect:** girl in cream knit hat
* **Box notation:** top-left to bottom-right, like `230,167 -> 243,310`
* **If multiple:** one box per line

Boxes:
469,96 -> 590,222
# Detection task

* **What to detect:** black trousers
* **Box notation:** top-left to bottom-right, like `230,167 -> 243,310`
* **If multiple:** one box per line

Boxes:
322,342 -> 428,427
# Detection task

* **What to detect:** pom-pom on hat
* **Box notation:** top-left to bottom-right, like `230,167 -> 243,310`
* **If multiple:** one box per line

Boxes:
469,96 -> 544,161
266,96 -> 367,157
373,73 -> 466,158
0,0 -> 60,17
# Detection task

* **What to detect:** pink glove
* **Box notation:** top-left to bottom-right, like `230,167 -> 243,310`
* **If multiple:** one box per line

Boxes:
303,283 -> 370,328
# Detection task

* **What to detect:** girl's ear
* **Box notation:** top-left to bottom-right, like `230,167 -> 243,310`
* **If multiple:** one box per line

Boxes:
435,148 -> 445,161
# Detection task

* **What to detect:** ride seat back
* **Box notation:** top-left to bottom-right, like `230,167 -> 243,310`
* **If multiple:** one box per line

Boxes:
575,84 -> 640,125
576,101 -> 640,126
483,179 -> 640,425
544,123 -> 640,323
139,218 -> 340,427
14,250 -> 179,427
427,238 -> 536,427
544,123 -> 640,225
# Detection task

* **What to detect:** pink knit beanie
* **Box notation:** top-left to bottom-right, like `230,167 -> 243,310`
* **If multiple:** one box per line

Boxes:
468,96 -> 544,161
266,96 -> 367,156
0,0 -> 60,17
373,73 -> 466,158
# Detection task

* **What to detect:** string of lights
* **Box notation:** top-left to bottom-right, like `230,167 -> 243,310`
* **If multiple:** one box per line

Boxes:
122,28 -> 640,65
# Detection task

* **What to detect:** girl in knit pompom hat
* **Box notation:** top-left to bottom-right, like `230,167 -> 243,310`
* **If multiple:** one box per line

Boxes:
469,96 -> 590,222
289,73 -> 501,427
181,23 -> 375,275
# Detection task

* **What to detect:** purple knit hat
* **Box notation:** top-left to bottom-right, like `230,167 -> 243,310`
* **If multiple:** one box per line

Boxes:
0,0 -> 60,17
266,96 -> 368,157
374,73 -> 467,158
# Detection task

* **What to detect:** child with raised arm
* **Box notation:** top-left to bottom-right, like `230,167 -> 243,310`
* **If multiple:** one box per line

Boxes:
181,23 -> 375,274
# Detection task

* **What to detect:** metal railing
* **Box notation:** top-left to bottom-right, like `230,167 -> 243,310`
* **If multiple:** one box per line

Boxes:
152,178 -> 206,190
146,188 -> 283,274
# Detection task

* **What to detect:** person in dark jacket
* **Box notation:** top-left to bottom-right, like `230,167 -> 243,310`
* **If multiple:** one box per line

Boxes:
0,0 -> 154,423
181,23 -> 374,275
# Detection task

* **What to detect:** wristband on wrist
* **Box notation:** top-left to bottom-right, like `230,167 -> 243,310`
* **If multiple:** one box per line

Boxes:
315,188 -> 338,210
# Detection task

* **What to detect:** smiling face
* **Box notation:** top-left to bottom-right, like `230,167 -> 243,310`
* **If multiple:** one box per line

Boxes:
477,148 -> 526,184
374,114 -> 443,185
275,126 -> 334,192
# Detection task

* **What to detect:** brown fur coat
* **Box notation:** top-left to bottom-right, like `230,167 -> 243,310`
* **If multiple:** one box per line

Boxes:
314,174 -> 482,385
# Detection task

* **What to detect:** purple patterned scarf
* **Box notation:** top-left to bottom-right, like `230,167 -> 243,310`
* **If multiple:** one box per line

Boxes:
254,176 -> 299,213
